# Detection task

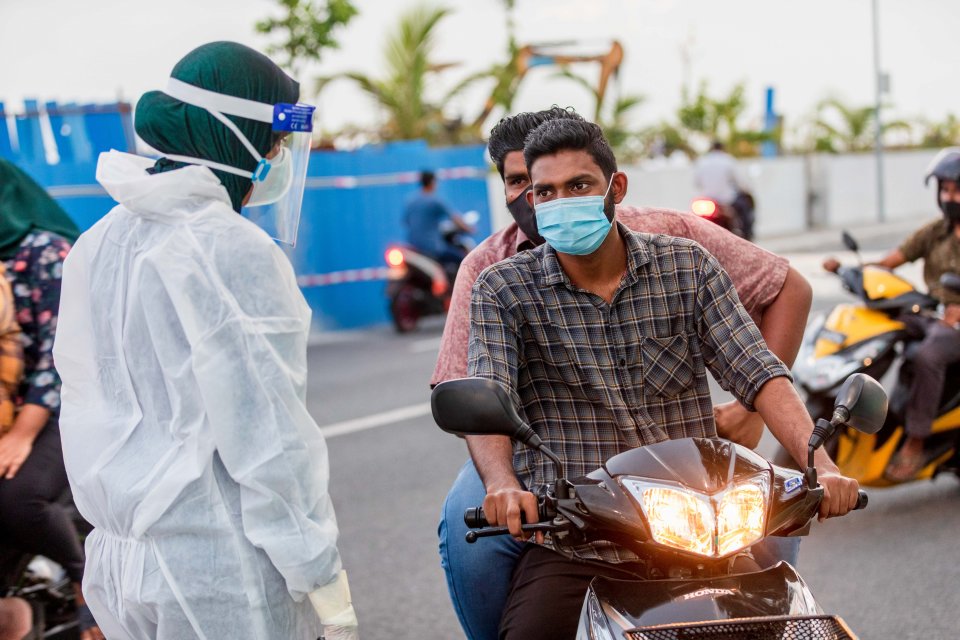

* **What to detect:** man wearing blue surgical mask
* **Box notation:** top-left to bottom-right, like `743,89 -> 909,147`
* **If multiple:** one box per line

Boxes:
466,118 -> 862,639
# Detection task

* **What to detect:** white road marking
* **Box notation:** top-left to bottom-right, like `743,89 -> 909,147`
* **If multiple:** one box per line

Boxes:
320,402 -> 432,438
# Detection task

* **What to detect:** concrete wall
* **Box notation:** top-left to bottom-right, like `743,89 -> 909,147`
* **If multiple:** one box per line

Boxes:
819,149 -> 937,228
622,149 -> 939,238
486,149 -> 938,240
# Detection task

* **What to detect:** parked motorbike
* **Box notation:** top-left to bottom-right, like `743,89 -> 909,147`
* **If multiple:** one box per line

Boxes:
432,373 -> 884,640
385,212 -> 478,333
789,231 -> 960,486
0,490 -> 92,639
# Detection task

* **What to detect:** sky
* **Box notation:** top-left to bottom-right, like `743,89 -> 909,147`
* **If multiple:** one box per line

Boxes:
2,0 -> 958,145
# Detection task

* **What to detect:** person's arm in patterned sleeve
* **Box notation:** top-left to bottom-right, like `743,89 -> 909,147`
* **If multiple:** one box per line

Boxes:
430,251 -> 484,386
466,274 -> 540,541
663,210 -> 811,447
694,251 -> 861,521
0,239 -> 67,479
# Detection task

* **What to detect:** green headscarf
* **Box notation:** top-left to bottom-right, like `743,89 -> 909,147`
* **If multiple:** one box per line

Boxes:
0,159 -> 80,260
135,41 -> 299,212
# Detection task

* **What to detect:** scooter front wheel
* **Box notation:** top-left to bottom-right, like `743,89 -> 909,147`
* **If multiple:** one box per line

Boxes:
390,286 -> 421,333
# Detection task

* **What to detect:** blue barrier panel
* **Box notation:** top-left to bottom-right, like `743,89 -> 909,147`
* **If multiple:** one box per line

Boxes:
7,136 -> 490,332
46,101 -> 73,164
0,103 -> 13,159
56,103 -> 96,163
290,141 -> 491,330
14,101 -> 45,164
82,103 -> 134,155
17,160 -> 112,231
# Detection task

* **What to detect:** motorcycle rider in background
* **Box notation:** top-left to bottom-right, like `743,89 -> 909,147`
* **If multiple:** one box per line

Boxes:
694,140 -> 755,240
404,170 -> 474,280
825,148 -> 960,482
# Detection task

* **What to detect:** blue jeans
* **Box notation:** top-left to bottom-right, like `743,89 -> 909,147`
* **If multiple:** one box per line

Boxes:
438,460 -> 800,640
439,461 -> 524,640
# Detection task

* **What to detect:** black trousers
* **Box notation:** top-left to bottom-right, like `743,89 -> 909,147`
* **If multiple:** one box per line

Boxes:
901,315 -> 960,439
499,544 -> 645,640
0,420 -> 84,584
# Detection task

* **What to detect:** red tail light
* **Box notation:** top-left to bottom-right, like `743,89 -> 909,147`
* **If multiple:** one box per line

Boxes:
386,248 -> 405,267
692,199 -> 718,217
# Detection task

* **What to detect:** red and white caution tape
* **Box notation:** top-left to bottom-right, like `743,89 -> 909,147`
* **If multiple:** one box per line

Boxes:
297,266 -> 392,288
304,165 -> 487,190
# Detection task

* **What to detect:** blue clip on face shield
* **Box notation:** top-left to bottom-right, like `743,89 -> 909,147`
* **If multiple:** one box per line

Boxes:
160,78 -> 316,246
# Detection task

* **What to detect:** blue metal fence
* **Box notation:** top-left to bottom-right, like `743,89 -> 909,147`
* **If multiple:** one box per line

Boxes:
2,101 -> 491,330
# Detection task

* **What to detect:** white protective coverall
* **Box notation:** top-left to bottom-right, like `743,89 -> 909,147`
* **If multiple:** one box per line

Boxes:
54,150 -> 341,640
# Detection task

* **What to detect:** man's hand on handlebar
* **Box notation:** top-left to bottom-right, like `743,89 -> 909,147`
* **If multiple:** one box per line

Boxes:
482,481 -> 543,543
816,465 -> 862,522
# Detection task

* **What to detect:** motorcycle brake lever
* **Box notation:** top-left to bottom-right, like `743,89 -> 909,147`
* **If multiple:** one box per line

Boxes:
464,522 -> 562,544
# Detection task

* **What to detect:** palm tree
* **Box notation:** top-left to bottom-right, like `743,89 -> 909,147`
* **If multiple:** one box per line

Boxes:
319,4 -> 479,144
552,68 -> 646,160
918,114 -> 960,149
812,98 -> 911,153
677,82 -> 773,156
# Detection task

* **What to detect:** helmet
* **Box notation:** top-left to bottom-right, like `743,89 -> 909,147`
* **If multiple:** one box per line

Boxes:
924,148 -> 960,218
924,147 -> 960,185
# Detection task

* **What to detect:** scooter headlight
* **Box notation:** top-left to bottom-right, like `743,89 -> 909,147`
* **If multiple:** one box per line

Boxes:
621,474 -> 769,558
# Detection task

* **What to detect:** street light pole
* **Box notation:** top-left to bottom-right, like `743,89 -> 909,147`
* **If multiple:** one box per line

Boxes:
872,0 -> 886,222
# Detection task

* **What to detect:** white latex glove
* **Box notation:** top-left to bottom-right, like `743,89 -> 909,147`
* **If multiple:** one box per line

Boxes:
309,571 -> 359,640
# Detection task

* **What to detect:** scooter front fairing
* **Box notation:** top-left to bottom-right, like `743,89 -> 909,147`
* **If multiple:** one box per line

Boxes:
578,563 -> 857,640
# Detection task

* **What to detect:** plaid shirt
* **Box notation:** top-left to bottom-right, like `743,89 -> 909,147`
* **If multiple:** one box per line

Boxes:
467,224 -> 790,562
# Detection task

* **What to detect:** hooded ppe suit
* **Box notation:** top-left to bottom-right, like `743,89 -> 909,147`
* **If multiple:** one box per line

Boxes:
53,42 -> 351,640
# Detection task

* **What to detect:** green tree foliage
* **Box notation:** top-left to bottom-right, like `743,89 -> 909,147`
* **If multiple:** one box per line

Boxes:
320,4 -> 482,145
677,82 -> 774,157
811,98 -> 910,153
918,114 -> 960,148
553,68 -> 646,161
256,0 -> 358,76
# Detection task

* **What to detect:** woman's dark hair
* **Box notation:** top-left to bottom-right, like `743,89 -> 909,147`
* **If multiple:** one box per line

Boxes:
523,119 -> 617,179
488,106 -> 583,177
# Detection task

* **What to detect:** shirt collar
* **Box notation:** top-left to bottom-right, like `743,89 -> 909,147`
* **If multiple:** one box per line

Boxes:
512,223 -> 538,253
542,221 -> 650,288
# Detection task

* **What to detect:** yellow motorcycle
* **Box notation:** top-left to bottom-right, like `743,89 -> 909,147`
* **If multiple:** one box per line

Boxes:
787,232 -> 960,486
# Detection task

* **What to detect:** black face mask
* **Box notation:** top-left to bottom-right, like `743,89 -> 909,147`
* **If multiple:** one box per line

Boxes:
942,200 -> 960,226
507,186 -> 545,246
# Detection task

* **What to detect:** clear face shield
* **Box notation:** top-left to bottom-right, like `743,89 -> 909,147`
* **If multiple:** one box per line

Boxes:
160,78 -> 315,245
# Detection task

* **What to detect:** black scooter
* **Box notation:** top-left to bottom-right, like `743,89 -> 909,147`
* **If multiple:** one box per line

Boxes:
385,214 -> 477,333
431,373 -> 886,639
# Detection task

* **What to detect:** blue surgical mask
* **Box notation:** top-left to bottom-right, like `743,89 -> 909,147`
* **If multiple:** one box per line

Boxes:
534,178 -> 614,255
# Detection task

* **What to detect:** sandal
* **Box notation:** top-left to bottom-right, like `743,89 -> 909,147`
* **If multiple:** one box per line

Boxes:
884,446 -> 926,483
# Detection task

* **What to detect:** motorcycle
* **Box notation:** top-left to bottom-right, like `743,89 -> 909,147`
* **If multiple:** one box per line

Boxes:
0,490 -> 92,639
431,373 -> 884,640
385,212 -> 478,333
789,231 -> 960,485
691,191 -> 755,241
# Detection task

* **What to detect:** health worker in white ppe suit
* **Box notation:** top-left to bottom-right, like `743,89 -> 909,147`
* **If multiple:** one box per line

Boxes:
52,41 -> 358,640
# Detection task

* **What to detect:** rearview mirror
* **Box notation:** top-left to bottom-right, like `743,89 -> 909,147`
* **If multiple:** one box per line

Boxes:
834,373 -> 886,434
431,377 -> 537,444
940,273 -> 960,295
841,230 -> 859,253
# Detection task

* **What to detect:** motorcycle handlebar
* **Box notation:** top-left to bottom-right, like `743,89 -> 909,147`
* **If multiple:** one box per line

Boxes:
854,490 -> 868,510
464,501 -> 552,529
464,506 -> 488,528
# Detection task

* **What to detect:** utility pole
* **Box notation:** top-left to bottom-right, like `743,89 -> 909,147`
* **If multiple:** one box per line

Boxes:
872,0 -> 886,222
